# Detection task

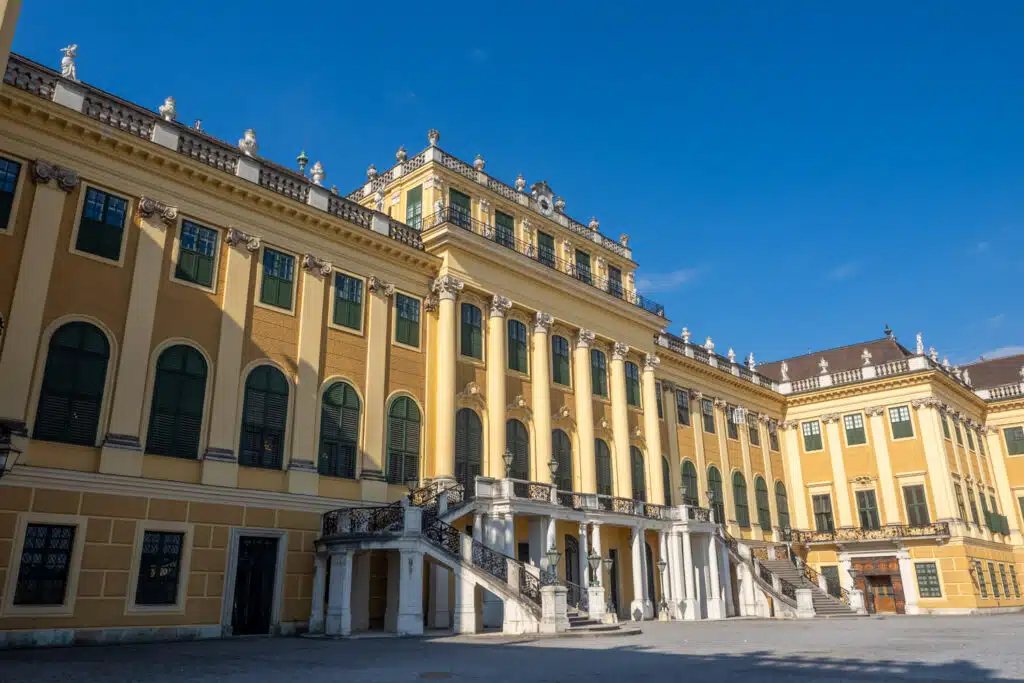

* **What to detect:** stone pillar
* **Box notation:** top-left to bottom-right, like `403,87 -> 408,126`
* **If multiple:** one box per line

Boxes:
578,522 -> 590,588
897,550 -> 920,615
848,589 -> 868,615
574,329 -> 597,492
350,553 -> 371,631
309,553 -> 327,633
433,275 -> 465,483
865,407 -> 902,525
820,414 -> 854,527
397,549 -> 425,635
591,523 -> 602,564
202,228 -> 260,487
667,532 -> 684,618
531,312 -> 553,483
429,563 -> 450,629
719,539 -> 734,617
610,343 -> 632,497
781,422 -> 810,529
504,513 -> 515,556
357,276 -> 397,500
0,161 -> 77,436
544,516 -> 557,575
682,531 -> 697,619
795,588 -> 815,619
486,295 -> 512,478
629,526 -> 646,620
325,550 -> 352,636
473,512 -> 483,542
707,534 -> 723,619
453,567 -> 478,634
0,0 -> 22,73
641,354 -> 665,505
539,584 -> 570,634
912,400 -> 958,522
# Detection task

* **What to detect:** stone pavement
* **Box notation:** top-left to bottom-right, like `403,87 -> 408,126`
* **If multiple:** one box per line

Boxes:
1,615 -> 1022,682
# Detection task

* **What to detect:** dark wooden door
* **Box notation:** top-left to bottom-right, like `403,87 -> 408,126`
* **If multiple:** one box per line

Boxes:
565,535 -> 579,585
609,549 -> 620,613
232,536 -> 279,635
867,576 -> 896,613
368,552 -> 388,629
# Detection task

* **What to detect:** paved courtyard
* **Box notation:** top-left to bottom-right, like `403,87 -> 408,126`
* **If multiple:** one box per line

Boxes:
2,615 -> 1023,682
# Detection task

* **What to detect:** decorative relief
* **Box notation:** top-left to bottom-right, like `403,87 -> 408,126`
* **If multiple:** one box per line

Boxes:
225,227 -> 260,252
507,395 -> 531,415
238,128 -> 258,156
758,413 -> 771,424
31,159 -> 79,192
431,275 -> 465,301
302,253 -> 333,277
713,398 -> 726,408
368,276 -> 396,298
423,294 -> 439,313
689,389 -> 703,400
911,397 -> 941,410
864,405 -> 884,417
489,295 -> 512,318
821,413 -> 840,424
576,328 -> 595,349
553,405 -> 572,421
612,342 -> 629,361
533,311 -> 553,333
137,196 -> 179,225
852,475 -> 875,486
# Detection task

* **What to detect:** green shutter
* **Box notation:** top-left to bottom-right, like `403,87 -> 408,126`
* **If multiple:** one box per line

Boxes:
455,409 -> 482,492
537,231 -> 555,266
661,457 -> 671,506
506,420 -> 530,480
34,322 -> 110,446
553,429 -> 573,491
776,482 -> 790,529
733,473 -> 749,528
755,477 -> 771,531
681,461 -> 698,505
460,304 -> 482,359
405,185 -> 423,228
319,382 -> 360,478
595,440 -> 612,495
386,397 -> 420,484
630,447 -> 646,502
145,345 -> 207,459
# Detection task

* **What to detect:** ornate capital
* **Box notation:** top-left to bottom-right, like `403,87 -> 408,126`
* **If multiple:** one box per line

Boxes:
713,398 -> 726,408
611,342 -> 629,361
576,328 -> 595,349
689,389 -> 703,400
643,353 -> 661,371
911,397 -> 941,411
864,405 -> 884,417
302,253 -> 333,277
758,413 -> 771,424
368,276 -> 396,298
533,311 -> 553,333
821,413 -> 840,424
31,159 -> 78,192
431,275 -> 464,301
225,227 -> 260,252
137,196 -> 179,225
851,475 -> 875,486
489,295 -> 512,318
423,294 -> 439,313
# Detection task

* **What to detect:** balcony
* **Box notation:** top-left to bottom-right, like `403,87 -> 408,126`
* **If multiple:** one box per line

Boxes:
422,207 -> 665,318
781,522 -> 951,545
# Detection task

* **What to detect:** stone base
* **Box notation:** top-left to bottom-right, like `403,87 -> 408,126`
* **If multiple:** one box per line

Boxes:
683,597 -> 698,620
0,624 -> 222,649
587,586 -> 606,621
540,585 -> 569,634
629,599 -> 654,621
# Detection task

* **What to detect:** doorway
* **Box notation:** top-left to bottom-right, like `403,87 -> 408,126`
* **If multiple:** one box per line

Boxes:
866,576 -> 897,613
565,535 -> 580,585
231,536 -> 279,635
645,542 -> 656,603
368,552 -> 388,630
852,556 -> 905,614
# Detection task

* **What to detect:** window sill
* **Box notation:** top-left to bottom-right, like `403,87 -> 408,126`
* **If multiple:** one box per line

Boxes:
170,273 -> 218,296
392,340 -> 423,353
326,320 -> 365,337
254,298 -> 297,317
458,356 -> 485,368
125,601 -> 187,616
70,246 -> 125,268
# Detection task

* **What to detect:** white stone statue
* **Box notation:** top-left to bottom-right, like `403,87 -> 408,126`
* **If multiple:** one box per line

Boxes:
929,347 -> 938,362
861,348 -> 872,366
59,44 -> 78,81
554,196 -> 565,212
589,217 -> 600,231
916,332 -> 924,356
704,336 -> 714,352
396,146 -> 407,162
515,173 -> 526,192
619,233 -> 630,247
374,189 -> 385,211
942,357 -> 950,369
963,369 -> 971,386
780,361 -> 790,382
427,129 -> 440,146
681,326 -> 690,344
310,161 -> 325,186
434,199 -> 444,214
158,96 -> 177,122
747,352 -> 756,371
1019,365 -> 1024,380
727,348 -> 736,363
473,154 -> 485,171
818,357 -> 829,375
238,128 -> 258,156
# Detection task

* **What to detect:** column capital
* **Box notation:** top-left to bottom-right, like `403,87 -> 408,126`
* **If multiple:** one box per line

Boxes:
864,405 -> 885,417
611,342 -> 629,361
821,413 -> 840,424
643,353 -> 660,371
302,253 -> 333,278
225,227 -> 261,252
911,397 -> 942,410
533,311 -> 553,333
576,328 -> 595,349
489,294 -> 512,318
424,294 -> 439,313
137,196 -> 179,225
368,276 -> 396,298
431,274 -> 464,301
31,159 -> 79,192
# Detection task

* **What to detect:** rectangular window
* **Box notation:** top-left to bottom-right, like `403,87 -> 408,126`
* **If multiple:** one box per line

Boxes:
333,273 -> 363,331
14,524 -> 76,605
769,422 -> 779,451
1010,565 -> 1021,599
655,382 -> 663,418
495,210 -> 515,249
954,483 -> 967,521
915,562 -> 942,598
979,434 -> 986,457
954,420 -> 963,445
676,390 -> 690,426
903,484 -> 930,526
508,319 -> 528,374
966,428 -> 975,451
537,231 -> 555,268
259,248 -> 295,310
702,399 -> 715,433
976,560 -> 988,598
999,564 -> 1011,599
76,187 -> 128,261
1004,427 -> 1024,456
856,489 -> 880,530
460,303 -> 482,359
625,362 -> 641,407
889,406 -> 913,439
989,562 -> 1000,598
802,421 -> 823,451
552,336 -> 571,386
135,530 -> 184,605
448,188 -> 471,228
748,415 -> 760,446
844,413 -> 867,446
591,350 -> 608,397
969,489 -> 980,525
175,220 -> 218,287
812,494 -> 835,533
726,409 -> 739,440
940,412 -> 951,439
607,265 -> 623,298
405,185 -> 423,229
0,156 -> 22,230
574,249 -> 592,285
395,294 -> 420,347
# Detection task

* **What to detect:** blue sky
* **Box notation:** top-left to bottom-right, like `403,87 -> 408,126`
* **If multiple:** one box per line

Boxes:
13,2 -> 1024,364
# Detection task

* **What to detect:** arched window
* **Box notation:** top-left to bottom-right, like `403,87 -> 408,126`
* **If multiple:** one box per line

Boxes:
240,365 -> 289,469
145,344 -> 207,459
595,439 -> 612,496
460,303 -> 482,359
755,476 -> 771,531
552,429 -> 573,491
708,466 -> 724,523
630,446 -> 646,502
551,336 -> 570,385
681,460 -> 698,506
506,419 -> 529,480
34,321 -> 110,446
319,381 -> 360,478
507,319 -> 528,373
733,471 -> 750,528
775,481 -> 791,530
661,456 -> 672,506
455,408 -> 482,494
386,397 -> 421,484
590,349 -> 608,397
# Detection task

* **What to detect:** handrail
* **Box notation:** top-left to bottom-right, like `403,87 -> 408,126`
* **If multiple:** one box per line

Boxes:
565,580 -> 589,613
782,522 -> 951,544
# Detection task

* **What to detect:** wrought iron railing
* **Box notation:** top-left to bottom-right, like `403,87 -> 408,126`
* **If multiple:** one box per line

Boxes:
565,580 -> 589,613
519,569 -> 541,605
686,505 -> 713,522
782,522 -> 951,544
472,538 -> 509,582
321,505 -> 404,537
557,491 -> 583,509
423,518 -> 462,557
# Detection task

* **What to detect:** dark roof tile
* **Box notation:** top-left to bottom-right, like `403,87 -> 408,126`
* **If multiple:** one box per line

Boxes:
758,338 -> 912,383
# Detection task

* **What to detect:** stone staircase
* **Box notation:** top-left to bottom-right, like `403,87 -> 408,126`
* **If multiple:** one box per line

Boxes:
760,559 -> 857,617
566,609 -> 640,637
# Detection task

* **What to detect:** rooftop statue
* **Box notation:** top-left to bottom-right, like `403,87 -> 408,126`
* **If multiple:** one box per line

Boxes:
59,44 -> 78,81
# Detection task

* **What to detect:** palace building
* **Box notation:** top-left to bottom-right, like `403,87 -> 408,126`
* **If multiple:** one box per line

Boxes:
0,11 -> 1022,647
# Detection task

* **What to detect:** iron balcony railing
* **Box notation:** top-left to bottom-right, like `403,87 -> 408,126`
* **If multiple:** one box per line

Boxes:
781,522 -> 951,544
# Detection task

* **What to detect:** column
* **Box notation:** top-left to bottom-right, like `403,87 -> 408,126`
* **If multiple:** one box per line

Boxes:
325,550 -> 353,636
865,406 -> 902,525
666,532 -> 683,618
629,526 -> 645,620
897,550 -> 920,615
985,428 -> 1023,544
663,383 -> 682,506
707,534 -> 722,619
719,539 -> 734,616
433,275 -> 464,482
781,422 -> 810,529
610,343 -> 632,497
591,523 -> 602,564
486,295 -> 512,478
821,414 -> 854,528
658,531 -> 671,606
0,160 -> 77,435
287,255 -> 330,494
202,228 -> 259,487
578,523 -> 590,588
397,549 -> 425,635
473,512 -> 483,542
0,0 -> 22,72
358,276 -> 397,500
759,418 -> 780,530
573,329 -> 597,492
309,553 -> 327,633
912,399 -> 957,522
682,531 -> 697,619
531,312 -> 553,483
545,516 -> 557,572
690,391 -> 709,503
641,355 -> 665,505
453,567 -> 478,634
429,563 -> 450,629
503,513 -> 515,556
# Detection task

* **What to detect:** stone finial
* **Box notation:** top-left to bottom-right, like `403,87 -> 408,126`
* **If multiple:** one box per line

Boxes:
158,96 -> 177,122
59,44 -> 78,81
367,164 -> 378,180
942,357 -> 950,369
703,336 -> 714,352
396,146 -> 407,162
681,327 -> 691,344
619,233 -> 630,247
427,129 -> 440,147
473,154 -> 486,171
818,357 -> 829,375
589,217 -> 600,231
554,196 -> 565,212
780,360 -> 790,382
727,348 -> 736,364
929,347 -> 938,362
310,161 -> 325,186
861,348 -> 873,366
747,352 -> 756,371
238,128 -> 258,156
515,173 -> 526,192
916,332 -> 925,356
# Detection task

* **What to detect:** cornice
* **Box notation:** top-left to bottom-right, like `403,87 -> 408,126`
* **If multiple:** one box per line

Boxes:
658,347 -> 783,407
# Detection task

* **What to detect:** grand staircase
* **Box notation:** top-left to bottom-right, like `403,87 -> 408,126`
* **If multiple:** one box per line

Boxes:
759,559 -> 857,617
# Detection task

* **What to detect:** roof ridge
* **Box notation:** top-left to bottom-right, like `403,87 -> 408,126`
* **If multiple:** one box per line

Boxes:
760,337 -> 894,366
962,353 -> 1024,368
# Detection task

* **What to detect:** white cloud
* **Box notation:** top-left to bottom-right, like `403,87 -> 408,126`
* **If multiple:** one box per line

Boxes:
978,345 -> 1024,360
827,262 -> 858,280
635,268 -> 700,293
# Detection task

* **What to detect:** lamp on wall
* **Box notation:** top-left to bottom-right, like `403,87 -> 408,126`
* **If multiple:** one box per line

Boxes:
588,551 -> 603,586
503,449 -> 514,478
603,555 -> 615,615
548,456 -> 560,479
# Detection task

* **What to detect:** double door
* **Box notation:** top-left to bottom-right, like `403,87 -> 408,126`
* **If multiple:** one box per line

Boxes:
231,536 -> 279,635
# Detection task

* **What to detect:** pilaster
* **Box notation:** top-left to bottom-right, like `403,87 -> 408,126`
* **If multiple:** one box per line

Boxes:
486,295 -> 511,478
912,400 -> 957,522
866,406 -> 902,525
641,354 -> 665,505
609,343 -> 631,497
780,421 -> 810,529
531,312 -> 553,483
573,329 -> 597,493
432,274 -> 464,483
821,414 -> 854,528
360,276 -> 397,501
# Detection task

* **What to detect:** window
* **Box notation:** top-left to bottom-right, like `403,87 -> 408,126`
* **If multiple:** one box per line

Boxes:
537,231 -> 555,268
975,560 -> 988,598
460,303 -> 483,359
590,349 -> 608,397
14,524 -> 76,605
259,248 -> 295,310
319,382 -> 360,479
748,414 -> 760,446
979,433 -> 986,457
968,489 -> 980,525
239,365 -> 289,469
1010,566 -> 1021,599
135,531 -> 184,605
999,564 -> 1011,598
681,461 -> 698,505
448,188 -> 471,228
34,322 -> 110,446
940,412 -> 951,439
813,494 -> 835,532
145,344 -> 207,460
989,562 -> 1000,598
856,489 -> 880,530
844,413 -> 867,446
630,446 -> 646,502
915,562 -> 942,599
595,439 -> 613,495
726,409 -> 739,440
655,382 -> 664,418
575,249 -> 592,285
769,421 -> 779,451
552,336 -> 571,385
662,457 -> 672,506
802,421 -> 823,451
954,483 -> 967,521
733,472 -> 750,528
0,156 -> 21,230
702,399 -> 715,433
1004,427 -> 1024,456
175,220 -> 218,288
395,294 -> 421,347
776,481 -> 790,530
954,420 -> 963,445
506,419 -> 530,480
755,476 -> 771,531
508,319 -> 528,373
333,274 -> 363,331
454,408 -> 482,492
553,429 -> 573,491
707,467 -> 724,523
676,390 -> 690,426
495,210 -> 515,249
903,485 -> 930,526
76,187 -> 127,261
625,362 -> 641,407
966,428 -> 975,451
386,397 -> 421,484
607,265 -> 623,298
405,185 -> 422,229
889,406 -> 913,439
